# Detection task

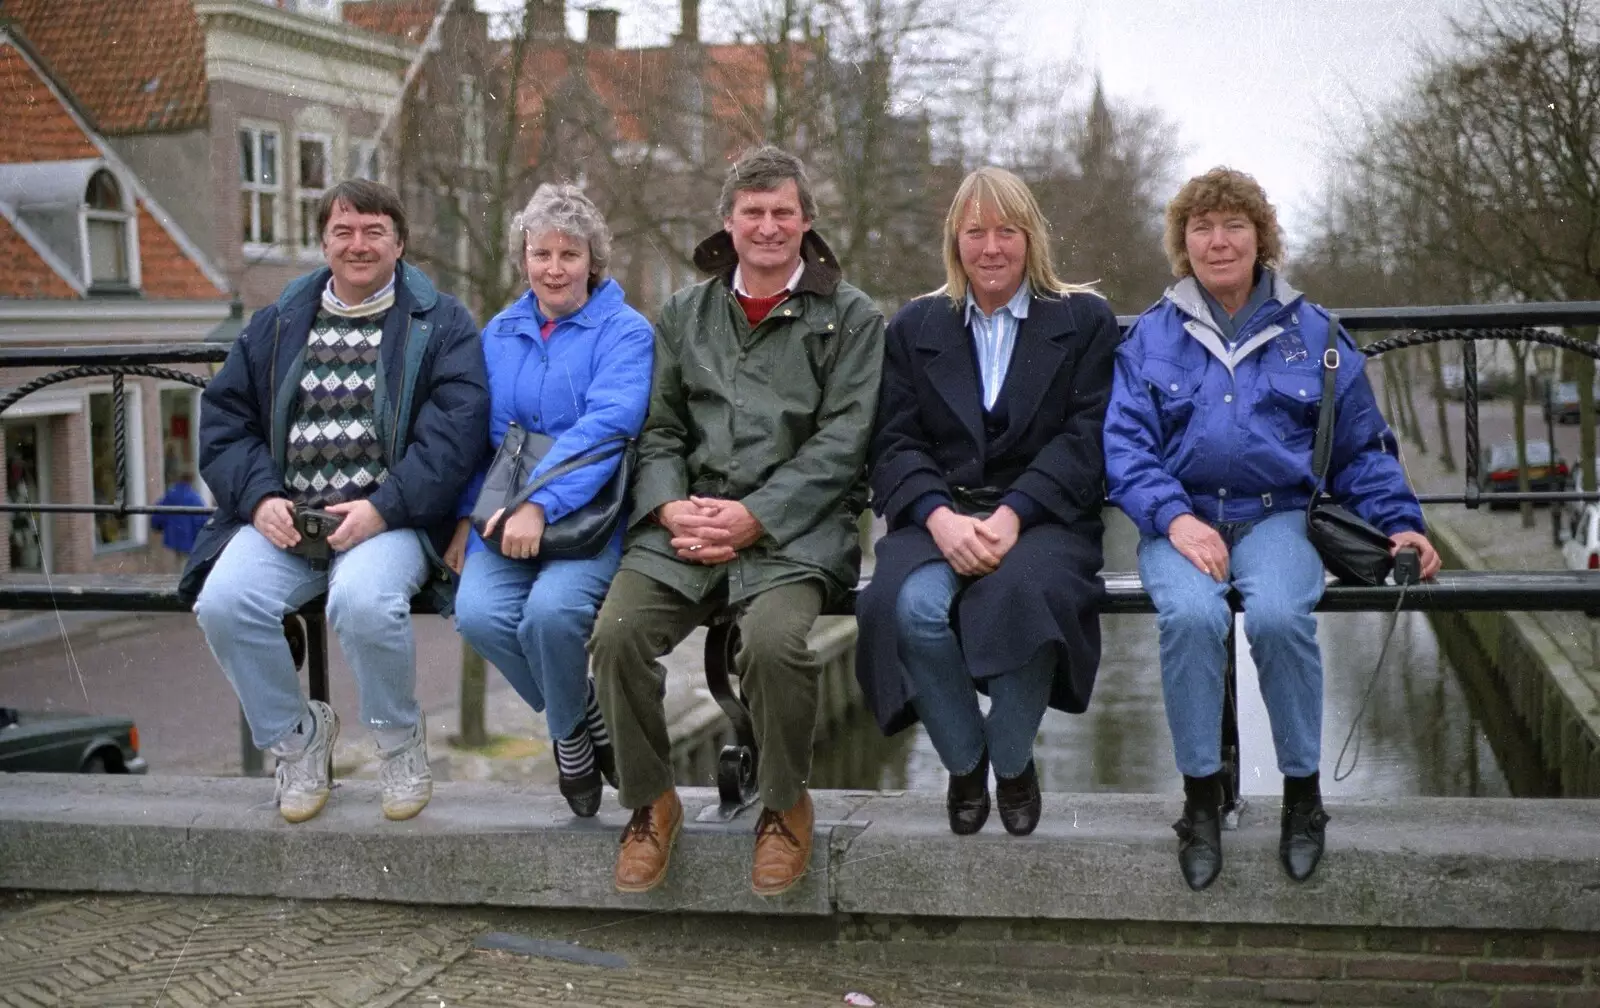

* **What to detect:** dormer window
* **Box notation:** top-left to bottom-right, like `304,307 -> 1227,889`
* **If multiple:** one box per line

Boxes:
83,168 -> 136,292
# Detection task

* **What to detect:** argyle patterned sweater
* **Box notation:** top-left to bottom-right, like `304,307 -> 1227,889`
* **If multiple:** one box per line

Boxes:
284,307 -> 389,507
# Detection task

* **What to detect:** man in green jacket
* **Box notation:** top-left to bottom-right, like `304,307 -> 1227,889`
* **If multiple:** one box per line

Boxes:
594,146 -> 885,897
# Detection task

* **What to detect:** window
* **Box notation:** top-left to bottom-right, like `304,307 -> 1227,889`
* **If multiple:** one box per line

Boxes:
297,133 -> 330,251
240,126 -> 281,247
84,169 -> 131,288
5,421 -> 48,573
461,75 -> 485,168
348,139 -> 382,182
158,388 -> 201,491
88,389 -> 146,551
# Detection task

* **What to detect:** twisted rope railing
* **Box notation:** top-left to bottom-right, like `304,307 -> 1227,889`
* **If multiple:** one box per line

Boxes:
0,364 -> 212,517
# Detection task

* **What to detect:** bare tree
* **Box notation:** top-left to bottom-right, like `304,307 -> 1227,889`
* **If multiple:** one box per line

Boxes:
1300,0 -> 1600,499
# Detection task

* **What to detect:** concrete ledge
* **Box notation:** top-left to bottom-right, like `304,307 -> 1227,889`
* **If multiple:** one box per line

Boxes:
5,775 -> 1600,931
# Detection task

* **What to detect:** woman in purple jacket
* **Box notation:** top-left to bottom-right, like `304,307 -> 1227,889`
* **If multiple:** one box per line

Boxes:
1105,168 -> 1440,890
447,184 -> 654,817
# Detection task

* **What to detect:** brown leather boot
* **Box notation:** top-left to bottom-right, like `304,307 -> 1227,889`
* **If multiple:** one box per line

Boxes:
613,789 -> 682,894
751,790 -> 814,897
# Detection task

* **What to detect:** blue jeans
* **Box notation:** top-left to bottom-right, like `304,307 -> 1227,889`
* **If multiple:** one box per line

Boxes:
1138,509 -> 1326,778
454,543 -> 621,741
894,560 -> 1054,779
194,525 -> 428,750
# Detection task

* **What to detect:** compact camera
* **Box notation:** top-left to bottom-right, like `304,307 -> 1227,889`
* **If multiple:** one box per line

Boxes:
288,507 -> 344,571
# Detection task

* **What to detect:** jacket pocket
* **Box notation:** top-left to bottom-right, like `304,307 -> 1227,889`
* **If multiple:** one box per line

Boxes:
1142,357 -> 1201,429
1261,369 -> 1322,446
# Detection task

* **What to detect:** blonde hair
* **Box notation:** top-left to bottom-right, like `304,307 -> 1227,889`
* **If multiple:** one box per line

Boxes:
1162,167 -> 1284,279
941,167 -> 1099,305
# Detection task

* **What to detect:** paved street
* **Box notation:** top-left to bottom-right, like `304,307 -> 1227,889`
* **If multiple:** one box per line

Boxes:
2,613 -> 473,775
0,893 -> 1207,1008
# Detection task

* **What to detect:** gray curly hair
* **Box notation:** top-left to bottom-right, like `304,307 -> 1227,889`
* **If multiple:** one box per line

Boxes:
510,183 -> 612,288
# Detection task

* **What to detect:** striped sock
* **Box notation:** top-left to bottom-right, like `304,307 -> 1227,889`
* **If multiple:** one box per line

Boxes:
555,725 -> 595,780
584,679 -> 610,749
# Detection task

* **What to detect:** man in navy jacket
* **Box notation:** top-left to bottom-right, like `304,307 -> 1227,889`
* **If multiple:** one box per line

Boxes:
184,180 -> 488,824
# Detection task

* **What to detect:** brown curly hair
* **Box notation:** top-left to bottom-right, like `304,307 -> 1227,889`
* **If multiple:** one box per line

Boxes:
1162,167 -> 1284,279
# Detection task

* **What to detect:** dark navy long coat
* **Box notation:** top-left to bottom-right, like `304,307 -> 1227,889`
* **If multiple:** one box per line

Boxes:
854,289 -> 1119,735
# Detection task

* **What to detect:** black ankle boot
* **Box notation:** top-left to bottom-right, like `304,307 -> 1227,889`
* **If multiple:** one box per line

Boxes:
946,751 -> 990,835
1280,773 -> 1329,882
996,760 -> 1041,836
1175,773 -> 1224,891
593,741 -> 618,790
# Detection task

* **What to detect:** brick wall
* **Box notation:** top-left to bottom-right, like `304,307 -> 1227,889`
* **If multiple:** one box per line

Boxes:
833,916 -> 1600,1007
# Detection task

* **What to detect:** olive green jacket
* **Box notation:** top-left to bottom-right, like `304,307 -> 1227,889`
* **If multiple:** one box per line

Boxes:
622,229 -> 885,605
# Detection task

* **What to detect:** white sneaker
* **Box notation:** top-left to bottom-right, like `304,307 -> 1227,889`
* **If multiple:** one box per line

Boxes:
379,721 -> 432,821
272,700 -> 338,824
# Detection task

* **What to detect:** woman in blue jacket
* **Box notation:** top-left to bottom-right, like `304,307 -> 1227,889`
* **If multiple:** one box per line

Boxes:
447,184 -> 653,817
1104,168 -> 1440,890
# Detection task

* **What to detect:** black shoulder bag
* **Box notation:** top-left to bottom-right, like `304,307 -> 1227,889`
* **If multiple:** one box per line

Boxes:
1304,317 -> 1399,586
470,422 -> 634,561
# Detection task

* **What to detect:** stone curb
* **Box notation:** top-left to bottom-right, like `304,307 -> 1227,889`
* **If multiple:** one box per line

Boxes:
6,774 -> 1600,931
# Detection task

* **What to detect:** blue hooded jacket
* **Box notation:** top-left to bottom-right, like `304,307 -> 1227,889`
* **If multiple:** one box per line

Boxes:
1105,274 -> 1425,539
458,278 -> 654,555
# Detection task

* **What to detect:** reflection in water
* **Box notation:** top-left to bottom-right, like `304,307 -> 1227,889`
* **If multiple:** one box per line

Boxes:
817,511 -> 1549,798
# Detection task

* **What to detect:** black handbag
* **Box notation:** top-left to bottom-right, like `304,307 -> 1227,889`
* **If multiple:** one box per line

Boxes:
470,422 -> 634,561
1305,319 -> 1397,586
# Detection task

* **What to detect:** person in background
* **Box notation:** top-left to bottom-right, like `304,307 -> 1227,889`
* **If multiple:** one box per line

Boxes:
854,167 -> 1118,838
448,184 -> 653,818
185,179 -> 488,825
1104,167 -> 1440,890
150,470 -> 207,566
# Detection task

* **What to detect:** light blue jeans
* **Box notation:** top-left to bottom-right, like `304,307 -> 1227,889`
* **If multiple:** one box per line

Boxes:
1138,509 -> 1326,779
453,543 -> 621,741
895,560 -> 1055,779
194,525 -> 428,750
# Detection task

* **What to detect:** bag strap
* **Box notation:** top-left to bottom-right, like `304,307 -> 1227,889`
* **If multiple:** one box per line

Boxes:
1310,313 -> 1342,492
496,434 -> 630,518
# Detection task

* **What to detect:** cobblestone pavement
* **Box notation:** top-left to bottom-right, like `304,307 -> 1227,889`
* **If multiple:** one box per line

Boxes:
0,893 -> 1207,1008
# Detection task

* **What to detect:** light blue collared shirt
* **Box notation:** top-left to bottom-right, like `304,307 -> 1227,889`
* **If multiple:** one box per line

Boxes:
965,281 -> 1032,411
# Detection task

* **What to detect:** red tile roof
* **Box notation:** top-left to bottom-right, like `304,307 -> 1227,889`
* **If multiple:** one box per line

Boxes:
0,43 -> 98,163
342,0 -> 440,45
0,30 -> 226,300
0,215 -> 77,299
136,204 -> 222,299
4,0 -> 208,135
519,42 -> 806,153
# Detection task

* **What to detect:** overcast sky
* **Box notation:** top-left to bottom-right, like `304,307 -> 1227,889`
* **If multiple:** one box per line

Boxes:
479,0 -> 1483,245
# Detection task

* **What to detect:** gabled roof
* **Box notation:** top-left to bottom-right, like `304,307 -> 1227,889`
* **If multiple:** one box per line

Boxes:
342,0 -> 440,45
0,25 -> 228,300
3,0 -> 209,135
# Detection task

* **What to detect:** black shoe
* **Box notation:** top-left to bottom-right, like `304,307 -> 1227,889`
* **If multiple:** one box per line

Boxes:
946,751 -> 990,835
996,761 -> 1041,836
1174,773 -> 1224,891
1280,774 -> 1329,882
559,767 -> 604,818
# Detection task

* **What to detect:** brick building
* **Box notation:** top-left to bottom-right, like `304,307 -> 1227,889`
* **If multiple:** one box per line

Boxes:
0,22 -> 230,576
0,0 -> 425,576
4,0 -> 418,311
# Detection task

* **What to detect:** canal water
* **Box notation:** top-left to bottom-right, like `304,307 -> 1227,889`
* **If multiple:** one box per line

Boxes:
809,511 -> 1555,799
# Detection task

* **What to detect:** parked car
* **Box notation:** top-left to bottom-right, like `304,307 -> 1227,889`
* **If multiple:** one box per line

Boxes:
1479,439 -> 1569,507
1562,501 -> 1600,571
0,707 -> 147,773
1551,382 -> 1585,424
